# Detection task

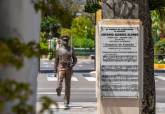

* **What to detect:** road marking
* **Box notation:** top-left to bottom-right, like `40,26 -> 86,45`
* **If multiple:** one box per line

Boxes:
37,88 -> 95,90
47,77 -> 57,81
37,92 -> 64,95
84,77 -> 96,81
71,77 -> 78,81
50,104 -> 82,109
45,64 -> 50,67
155,76 -> 165,80
37,92 -> 94,95
46,73 -> 96,82
90,71 -> 96,74
42,62 -> 49,65
47,76 -> 78,81
47,104 -> 82,109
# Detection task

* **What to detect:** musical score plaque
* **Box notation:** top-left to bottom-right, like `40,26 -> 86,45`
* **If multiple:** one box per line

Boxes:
100,24 -> 141,98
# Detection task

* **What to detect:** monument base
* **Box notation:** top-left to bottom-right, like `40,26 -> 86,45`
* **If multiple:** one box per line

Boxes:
96,19 -> 143,114
98,98 -> 139,114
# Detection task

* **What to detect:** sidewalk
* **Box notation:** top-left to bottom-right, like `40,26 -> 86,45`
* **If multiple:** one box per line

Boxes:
36,101 -> 165,114
36,102 -> 96,114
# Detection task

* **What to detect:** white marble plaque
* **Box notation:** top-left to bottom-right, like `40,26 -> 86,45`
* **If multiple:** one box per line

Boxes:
100,25 -> 140,98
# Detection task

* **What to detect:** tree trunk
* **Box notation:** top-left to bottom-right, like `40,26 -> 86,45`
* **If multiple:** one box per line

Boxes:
139,0 -> 155,114
0,0 -> 41,113
102,0 -> 155,114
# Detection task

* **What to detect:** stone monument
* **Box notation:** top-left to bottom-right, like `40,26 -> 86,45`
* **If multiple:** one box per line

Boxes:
96,19 -> 143,114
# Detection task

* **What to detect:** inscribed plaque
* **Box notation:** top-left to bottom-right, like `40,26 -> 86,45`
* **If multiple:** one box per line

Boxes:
100,25 -> 141,98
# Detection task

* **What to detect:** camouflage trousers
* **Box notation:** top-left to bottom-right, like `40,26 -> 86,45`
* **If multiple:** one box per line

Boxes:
56,68 -> 72,104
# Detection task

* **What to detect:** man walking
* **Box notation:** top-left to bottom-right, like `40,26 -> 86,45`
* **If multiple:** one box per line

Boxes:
54,36 -> 77,109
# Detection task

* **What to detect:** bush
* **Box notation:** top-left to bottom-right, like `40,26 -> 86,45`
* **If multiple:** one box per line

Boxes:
154,39 -> 165,55
154,39 -> 165,63
0,38 -> 57,114
40,32 -> 49,55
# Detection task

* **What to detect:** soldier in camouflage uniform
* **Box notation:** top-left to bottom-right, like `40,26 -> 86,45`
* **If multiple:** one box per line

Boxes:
54,36 -> 77,108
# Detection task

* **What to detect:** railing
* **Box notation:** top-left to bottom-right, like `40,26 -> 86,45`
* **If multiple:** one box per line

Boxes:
74,48 -> 95,56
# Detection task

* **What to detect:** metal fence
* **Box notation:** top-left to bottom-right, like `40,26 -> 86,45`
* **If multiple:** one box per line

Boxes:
74,48 -> 95,56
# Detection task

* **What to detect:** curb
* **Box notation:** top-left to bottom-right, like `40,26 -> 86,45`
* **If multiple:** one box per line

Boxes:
154,64 -> 165,70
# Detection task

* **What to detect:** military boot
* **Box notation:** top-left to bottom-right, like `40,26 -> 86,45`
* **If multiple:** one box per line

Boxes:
56,88 -> 61,96
64,100 -> 70,110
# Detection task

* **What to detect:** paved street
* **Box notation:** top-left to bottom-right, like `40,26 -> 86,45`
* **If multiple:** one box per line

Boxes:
37,59 -> 165,114
37,72 -> 96,102
37,58 -> 96,114
39,58 -> 95,73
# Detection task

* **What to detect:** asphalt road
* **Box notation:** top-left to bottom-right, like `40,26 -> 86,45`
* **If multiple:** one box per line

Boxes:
37,72 -> 165,102
39,59 -> 165,102
37,59 -> 165,113
155,73 -> 165,102
38,58 -> 96,102
37,72 -> 96,102
39,58 -> 95,73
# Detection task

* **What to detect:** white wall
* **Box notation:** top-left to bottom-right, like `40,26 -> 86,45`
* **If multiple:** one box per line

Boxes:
0,0 -> 41,112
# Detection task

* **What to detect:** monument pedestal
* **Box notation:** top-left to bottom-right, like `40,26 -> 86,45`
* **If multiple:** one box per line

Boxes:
96,19 -> 143,114
98,99 -> 139,114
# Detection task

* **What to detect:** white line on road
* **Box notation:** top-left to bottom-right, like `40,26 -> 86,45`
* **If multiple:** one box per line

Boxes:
45,74 -> 163,82
42,62 -> 49,64
37,88 -> 95,90
71,77 -> 78,81
44,64 -> 50,67
50,104 -> 82,109
46,73 -> 96,82
37,92 -> 64,95
90,71 -> 96,74
85,77 -> 96,81
155,76 -> 165,81
47,77 -> 57,81
37,92 -> 94,95
47,76 -> 78,81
